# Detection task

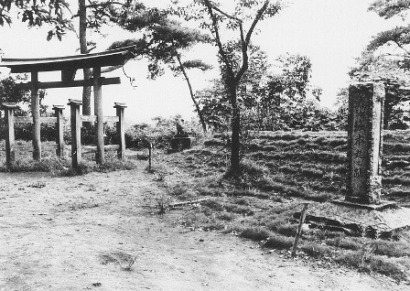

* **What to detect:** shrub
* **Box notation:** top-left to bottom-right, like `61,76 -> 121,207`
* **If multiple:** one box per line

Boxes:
301,242 -> 334,258
263,236 -> 293,249
335,251 -> 407,281
239,227 -> 270,241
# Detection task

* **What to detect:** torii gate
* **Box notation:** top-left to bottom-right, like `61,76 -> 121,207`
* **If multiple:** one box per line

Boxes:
0,47 -> 133,164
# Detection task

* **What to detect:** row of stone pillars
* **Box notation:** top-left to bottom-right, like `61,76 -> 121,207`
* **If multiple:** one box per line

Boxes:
2,101 -> 127,169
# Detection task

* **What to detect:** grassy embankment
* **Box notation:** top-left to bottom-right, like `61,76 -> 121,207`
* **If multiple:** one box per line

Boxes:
158,130 -> 410,282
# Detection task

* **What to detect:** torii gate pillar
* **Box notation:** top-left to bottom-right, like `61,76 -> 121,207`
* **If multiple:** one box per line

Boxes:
93,66 -> 104,164
31,71 -> 41,161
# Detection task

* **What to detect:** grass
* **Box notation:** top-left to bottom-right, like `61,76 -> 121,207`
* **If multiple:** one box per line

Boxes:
158,130 -> 410,282
335,251 -> 407,281
263,235 -> 294,249
300,242 -> 334,258
239,227 -> 271,241
0,146 -> 137,176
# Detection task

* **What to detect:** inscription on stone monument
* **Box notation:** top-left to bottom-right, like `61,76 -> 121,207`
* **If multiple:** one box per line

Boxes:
347,83 -> 384,204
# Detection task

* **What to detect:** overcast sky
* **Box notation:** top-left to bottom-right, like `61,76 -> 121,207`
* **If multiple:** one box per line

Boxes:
0,0 -> 403,124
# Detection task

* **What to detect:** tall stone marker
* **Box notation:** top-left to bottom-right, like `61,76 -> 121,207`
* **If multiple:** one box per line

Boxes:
346,83 -> 384,205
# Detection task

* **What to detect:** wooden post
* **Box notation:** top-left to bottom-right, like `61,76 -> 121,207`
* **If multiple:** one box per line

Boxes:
31,71 -> 41,160
53,105 -> 65,158
68,99 -> 82,168
93,67 -> 104,164
292,203 -> 309,257
148,142 -> 152,172
2,102 -> 19,169
114,102 -> 127,159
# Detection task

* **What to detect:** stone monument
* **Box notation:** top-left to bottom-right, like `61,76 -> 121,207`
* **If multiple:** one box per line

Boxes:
170,119 -> 194,151
304,82 -> 408,239
346,83 -> 384,205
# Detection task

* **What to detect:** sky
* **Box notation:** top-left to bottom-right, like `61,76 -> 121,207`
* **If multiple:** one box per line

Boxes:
0,0 -> 404,125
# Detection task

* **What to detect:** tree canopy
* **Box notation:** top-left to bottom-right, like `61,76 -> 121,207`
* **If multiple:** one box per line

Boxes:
347,0 -> 410,129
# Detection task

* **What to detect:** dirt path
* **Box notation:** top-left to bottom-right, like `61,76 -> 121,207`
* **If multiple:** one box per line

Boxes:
0,167 -> 408,291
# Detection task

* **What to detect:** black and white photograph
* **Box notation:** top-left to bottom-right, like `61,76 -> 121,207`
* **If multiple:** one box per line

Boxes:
0,0 -> 410,290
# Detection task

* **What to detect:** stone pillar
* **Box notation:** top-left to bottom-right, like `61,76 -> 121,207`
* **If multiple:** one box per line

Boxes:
346,83 -> 384,204
31,71 -> 41,161
93,66 -> 104,164
68,99 -> 82,168
114,102 -> 127,160
53,105 -> 65,158
2,102 -> 19,169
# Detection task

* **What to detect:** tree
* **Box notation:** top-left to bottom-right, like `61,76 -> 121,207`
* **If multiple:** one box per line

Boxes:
262,53 -> 320,130
0,0 -> 71,39
74,1 -> 152,115
109,13 -> 211,133
0,1 -> 152,115
79,0 -> 92,116
176,0 -> 282,175
196,51 -> 327,132
334,87 -> 349,130
0,75 -> 30,105
172,57 -> 212,133
68,0 -> 145,115
349,1 -> 410,129
0,74 -> 52,118
196,44 -> 271,131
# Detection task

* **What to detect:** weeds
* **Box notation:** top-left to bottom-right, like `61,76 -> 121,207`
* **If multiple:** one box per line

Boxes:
263,235 -> 293,249
301,242 -> 334,258
28,181 -> 46,188
156,194 -> 171,215
0,155 -> 136,176
99,251 -> 137,272
239,227 -> 270,241
335,251 -> 407,281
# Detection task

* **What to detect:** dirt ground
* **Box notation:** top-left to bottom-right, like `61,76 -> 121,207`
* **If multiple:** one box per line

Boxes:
0,164 -> 409,291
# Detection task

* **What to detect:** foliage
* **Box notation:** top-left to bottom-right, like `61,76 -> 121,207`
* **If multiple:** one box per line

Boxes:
369,0 -> 410,20
273,53 -> 312,99
110,13 -> 211,132
196,52 -> 333,132
0,75 -> 30,106
0,74 -> 62,141
334,88 -> 349,130
172,0 -> 283,174
0,0 -> 72,39
125,115 -> 201,149
109,13 -> 209,73
0,1 -> 146,114
347,1 -> 410,130
0,0 -> 152,41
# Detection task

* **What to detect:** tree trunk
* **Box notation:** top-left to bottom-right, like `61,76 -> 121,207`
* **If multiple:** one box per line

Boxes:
175,54 -> 207,133
79,0 -> 92,116
229,87 -> 241,175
